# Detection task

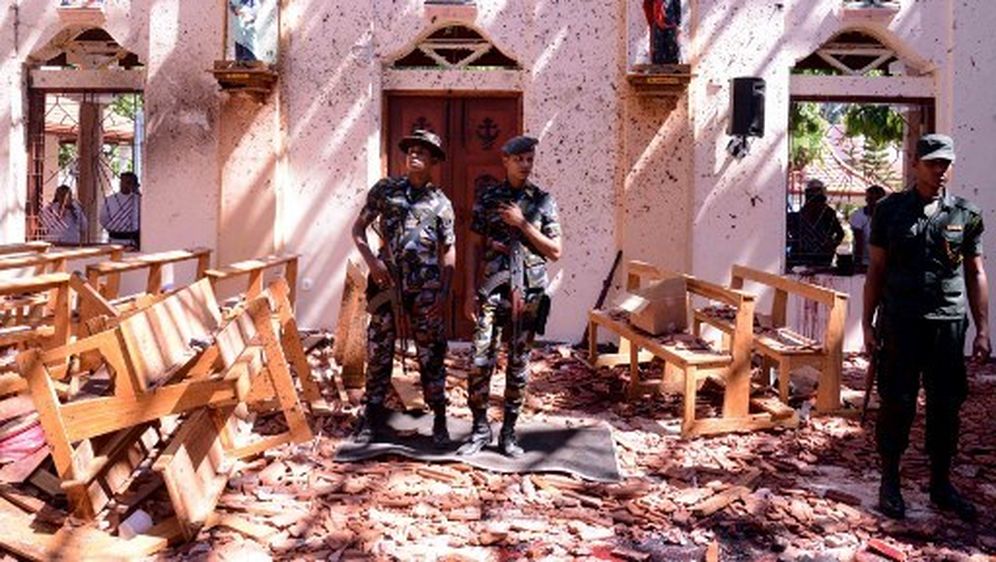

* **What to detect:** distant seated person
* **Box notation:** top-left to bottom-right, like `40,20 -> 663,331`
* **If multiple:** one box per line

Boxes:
788,179 -> 845,268
40,184 -> 87,245
849,184 -> 887,270
100,171 -> 141,249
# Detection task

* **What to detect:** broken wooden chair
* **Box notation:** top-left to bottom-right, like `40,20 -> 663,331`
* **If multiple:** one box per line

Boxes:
588,261 -> 797,438
692,264 -> 847,413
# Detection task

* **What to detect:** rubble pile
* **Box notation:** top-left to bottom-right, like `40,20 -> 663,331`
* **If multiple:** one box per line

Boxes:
140,347 -> 996,561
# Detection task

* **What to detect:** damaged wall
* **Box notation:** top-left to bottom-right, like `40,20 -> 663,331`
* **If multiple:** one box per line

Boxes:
2,0 -> 995,350
280,1 -> 625,338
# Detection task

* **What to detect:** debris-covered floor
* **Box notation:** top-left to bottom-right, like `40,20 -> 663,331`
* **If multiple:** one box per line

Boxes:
146,345 -> 996,562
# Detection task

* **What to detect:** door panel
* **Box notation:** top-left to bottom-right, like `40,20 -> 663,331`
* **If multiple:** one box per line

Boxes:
386,93 -> 521,339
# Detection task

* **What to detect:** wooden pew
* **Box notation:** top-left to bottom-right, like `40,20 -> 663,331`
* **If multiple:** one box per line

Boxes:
85,247 -> 212,301
692,264 -> 847,413
0,241 -> 50,258
204,254 -> 299,307
16,279 -> 312,525
588,261 -> 797,437
0,245 -> 125,277
0,274 -> 73,397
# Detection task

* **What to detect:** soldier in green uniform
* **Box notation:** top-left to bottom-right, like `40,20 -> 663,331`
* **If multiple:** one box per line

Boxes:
863,134 -> 990,520
351,130 -> 456,447
458,135 -> 563,457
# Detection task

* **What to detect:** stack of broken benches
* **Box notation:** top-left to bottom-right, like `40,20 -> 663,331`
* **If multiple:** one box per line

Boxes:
0,247 -> 322,560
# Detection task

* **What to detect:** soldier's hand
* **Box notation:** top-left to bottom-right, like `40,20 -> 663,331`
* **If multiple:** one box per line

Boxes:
369,259 -> 392,288
463,296 -> 477,323
498,203 -> 525,229
971,333 -> 991,364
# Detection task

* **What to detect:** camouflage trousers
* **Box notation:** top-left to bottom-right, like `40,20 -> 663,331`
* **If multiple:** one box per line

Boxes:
467,289 -> 541,415
365,288 -> 448,409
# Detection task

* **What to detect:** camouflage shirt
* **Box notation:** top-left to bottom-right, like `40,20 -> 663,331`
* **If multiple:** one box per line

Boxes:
360,176 -> 456,293
870,189 -> 984,321
470,180 -> 561,292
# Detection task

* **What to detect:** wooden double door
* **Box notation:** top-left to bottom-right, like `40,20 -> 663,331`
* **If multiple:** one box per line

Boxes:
386,93 -> 521,339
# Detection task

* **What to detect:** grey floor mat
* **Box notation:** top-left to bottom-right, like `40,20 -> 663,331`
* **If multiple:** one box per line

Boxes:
335,411 -> 621,483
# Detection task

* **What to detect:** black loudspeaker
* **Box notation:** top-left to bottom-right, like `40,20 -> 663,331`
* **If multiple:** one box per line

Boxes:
729,77 -> 765,137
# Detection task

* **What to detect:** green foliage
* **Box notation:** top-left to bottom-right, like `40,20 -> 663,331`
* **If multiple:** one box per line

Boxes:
843,105 -> 904,145
58,143 -> 77,169
789,102 -> 828,169
108,94 -> 142,121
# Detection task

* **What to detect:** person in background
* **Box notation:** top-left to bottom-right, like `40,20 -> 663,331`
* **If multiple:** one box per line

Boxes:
40,184 -> 87,245
100,172 -> 141,249
850,184 -> 888,271
792,179 -> 845,268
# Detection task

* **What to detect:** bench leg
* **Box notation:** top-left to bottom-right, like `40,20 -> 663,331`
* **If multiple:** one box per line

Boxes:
778,357 -> 791,404
681,366 -> 697,437
627,343 -> 640,400
588,319 -> 598,364
816,357 -> 841,413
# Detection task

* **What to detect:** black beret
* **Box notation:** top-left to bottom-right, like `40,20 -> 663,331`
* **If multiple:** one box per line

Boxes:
502,135 -> 539,155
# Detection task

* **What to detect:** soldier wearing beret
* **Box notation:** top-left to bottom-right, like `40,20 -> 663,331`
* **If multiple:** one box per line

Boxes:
458,135 -> 563,457
351,130 -> 456,447
864,133 -> 990,521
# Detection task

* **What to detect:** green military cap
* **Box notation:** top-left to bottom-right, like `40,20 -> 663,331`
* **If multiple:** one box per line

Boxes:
399,129 -> 446,161
502,135 -> 539,155
917,133 -> 956,163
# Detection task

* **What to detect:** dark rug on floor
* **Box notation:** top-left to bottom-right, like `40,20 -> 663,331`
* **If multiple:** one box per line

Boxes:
334,411 -> 621,483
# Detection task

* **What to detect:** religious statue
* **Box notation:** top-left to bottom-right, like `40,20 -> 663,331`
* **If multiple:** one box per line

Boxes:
227,0 -> 278,65
643,0 -> 681,65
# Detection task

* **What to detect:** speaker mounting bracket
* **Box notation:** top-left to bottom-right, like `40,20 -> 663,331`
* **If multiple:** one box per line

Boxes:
627,64 -> 694,97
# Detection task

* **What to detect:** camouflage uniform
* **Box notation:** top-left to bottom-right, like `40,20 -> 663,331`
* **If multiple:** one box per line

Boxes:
359,175 -> 456,409
467,180 -> 561,414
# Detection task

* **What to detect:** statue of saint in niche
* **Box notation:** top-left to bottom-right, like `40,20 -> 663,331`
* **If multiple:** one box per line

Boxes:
227,0 -> 278,65
642,0 -> 681,65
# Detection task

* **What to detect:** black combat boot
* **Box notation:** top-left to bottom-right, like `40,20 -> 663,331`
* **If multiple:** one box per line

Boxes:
457,408 -> 492,456
929,456 -> 977,521
431,405 -> 451,449
353,403 -> 388,445
877,456 -> 905,519
498,409 -> 524,458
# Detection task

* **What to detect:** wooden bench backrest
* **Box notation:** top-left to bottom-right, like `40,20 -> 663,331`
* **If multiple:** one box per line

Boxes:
205,254 -> 299,306
730,264 -> 847,349
730,264 -> 843,307
86,248 -> 212,299
117,278 -> 222,391
0,246 -> 124,274
0,241 -> 49,257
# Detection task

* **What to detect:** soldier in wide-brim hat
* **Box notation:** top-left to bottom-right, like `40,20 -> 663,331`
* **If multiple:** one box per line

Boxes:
398,129 -> 446,161
351,128 -> 456,448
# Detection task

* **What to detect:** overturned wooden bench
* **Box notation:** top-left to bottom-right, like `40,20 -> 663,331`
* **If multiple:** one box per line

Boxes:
692,264 -> 847,413
589,261 -> 797,438
16,278 -> 312,536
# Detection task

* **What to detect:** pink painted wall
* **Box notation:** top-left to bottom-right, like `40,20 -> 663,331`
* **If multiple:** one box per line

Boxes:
2,0 -> 995,349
